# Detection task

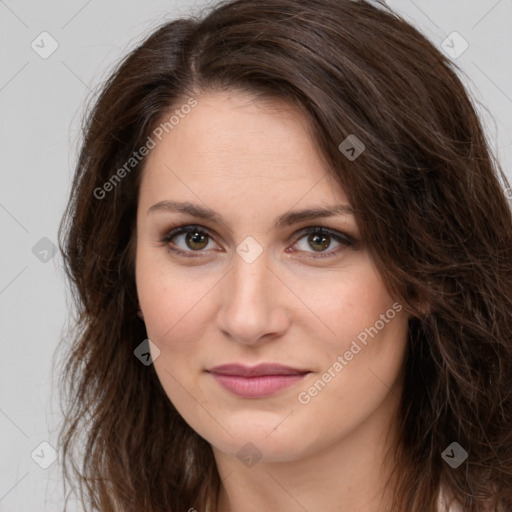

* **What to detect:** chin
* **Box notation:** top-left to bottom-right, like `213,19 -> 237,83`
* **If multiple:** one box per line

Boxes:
204,417 -> 310,462
212,436 -> 307,465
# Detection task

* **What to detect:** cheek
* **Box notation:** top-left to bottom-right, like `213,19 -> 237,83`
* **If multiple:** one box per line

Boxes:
292,258 -> 399,356
314,279 -> 408,413
135,247 -> 214,356
293,265 -> 407,438
135,250 -> 213,416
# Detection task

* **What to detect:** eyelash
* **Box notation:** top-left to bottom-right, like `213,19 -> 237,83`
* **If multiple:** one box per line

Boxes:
159,224 -> 356,260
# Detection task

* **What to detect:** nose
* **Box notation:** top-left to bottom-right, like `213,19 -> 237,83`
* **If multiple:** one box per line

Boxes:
216,248 -> 290,345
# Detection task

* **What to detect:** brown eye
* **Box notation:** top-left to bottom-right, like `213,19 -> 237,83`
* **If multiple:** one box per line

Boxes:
185,230 -> 209,250
160,224 -> 356,260
290,227 -> 355,259
160,225 -> 218,258
307,233 -> 331,251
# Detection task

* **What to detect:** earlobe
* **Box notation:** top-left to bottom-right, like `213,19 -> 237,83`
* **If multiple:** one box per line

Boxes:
403,285 -> 431,320
136,301 -> 144,320
412,298 -> 430,320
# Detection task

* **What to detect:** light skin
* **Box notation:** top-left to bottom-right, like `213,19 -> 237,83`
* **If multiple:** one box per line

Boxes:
135,89 -> 410,512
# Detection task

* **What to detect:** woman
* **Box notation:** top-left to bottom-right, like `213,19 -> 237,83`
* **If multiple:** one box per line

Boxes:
56,0 -> 512,511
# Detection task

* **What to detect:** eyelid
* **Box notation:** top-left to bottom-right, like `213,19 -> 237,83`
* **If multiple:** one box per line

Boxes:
160,223 -> 357,260
285,226 -> 356,259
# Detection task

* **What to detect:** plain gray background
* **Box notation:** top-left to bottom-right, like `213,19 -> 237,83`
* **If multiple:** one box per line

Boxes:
1,1 -> 511,510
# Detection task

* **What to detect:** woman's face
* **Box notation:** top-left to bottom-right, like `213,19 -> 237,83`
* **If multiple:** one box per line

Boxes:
135,89 -> 409,463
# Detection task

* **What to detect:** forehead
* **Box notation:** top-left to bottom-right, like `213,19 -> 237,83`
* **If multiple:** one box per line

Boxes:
139,89 -> 347,206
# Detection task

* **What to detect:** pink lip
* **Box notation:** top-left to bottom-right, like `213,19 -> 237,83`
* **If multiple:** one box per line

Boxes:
207,363 -> 310,398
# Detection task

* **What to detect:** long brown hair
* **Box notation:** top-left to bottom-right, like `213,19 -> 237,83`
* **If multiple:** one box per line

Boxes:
56,0 -> 512,510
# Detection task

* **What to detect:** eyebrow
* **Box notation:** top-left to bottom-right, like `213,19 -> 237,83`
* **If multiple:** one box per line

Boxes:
146,200 -> 355,231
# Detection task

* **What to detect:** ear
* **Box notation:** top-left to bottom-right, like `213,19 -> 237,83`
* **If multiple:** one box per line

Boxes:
136,301 -> 144,321
411,295 -> 432,321
404,286 -> 431,320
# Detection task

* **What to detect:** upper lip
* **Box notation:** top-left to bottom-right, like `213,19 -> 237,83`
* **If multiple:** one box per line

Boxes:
207,363 -> 310,377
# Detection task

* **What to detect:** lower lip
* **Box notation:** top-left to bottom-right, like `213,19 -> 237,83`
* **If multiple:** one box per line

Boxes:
209,372 -> 308,398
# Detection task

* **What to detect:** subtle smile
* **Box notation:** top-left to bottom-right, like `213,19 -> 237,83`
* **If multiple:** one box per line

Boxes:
206,363 -> 311,398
